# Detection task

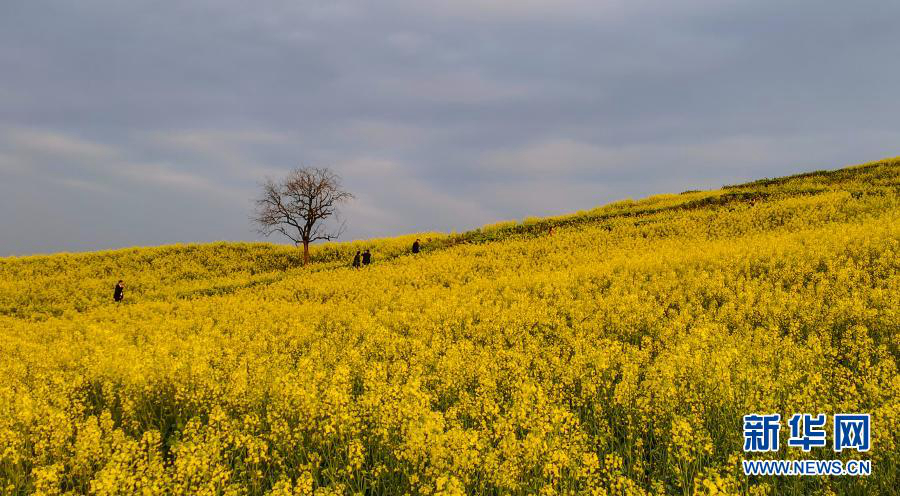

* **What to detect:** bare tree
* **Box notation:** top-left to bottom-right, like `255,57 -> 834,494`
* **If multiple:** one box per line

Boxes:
253,167 -> 353,265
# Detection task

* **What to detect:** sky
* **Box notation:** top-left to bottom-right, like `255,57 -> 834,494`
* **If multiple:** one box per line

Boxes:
1,0 -> 899,256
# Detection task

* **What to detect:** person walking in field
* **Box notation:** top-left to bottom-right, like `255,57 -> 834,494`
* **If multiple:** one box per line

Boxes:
362,249 -> 372,266
352,250 -> 361,268
412,239 -> 421,254
113,280 -> 125,302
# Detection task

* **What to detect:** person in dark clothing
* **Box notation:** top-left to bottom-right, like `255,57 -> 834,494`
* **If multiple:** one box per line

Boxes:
412,239 -> 420,254
362,249 -> 371,266
352,250 -> 361,268
113,280 -> 125,302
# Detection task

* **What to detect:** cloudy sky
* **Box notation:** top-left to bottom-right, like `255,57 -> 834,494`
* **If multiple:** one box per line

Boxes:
1,0 -> 899,256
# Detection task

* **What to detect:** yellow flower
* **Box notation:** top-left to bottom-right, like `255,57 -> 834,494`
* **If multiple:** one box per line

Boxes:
0,158 -> 897,494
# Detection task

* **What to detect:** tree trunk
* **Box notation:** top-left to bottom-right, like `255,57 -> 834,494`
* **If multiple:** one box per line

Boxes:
302,240 -> 310,265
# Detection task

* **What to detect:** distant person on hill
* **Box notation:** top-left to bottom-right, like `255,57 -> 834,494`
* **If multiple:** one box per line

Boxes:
113,280 -> 125,302
412,239 -> 421,254
362,249 -> 372,266
352,250 -> 361,268
548,226 -> 555,236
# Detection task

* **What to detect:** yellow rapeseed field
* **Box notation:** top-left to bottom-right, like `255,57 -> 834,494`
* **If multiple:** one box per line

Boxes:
1,158 -> 898,495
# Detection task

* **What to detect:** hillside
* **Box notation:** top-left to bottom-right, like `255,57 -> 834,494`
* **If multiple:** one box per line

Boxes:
1,157 -> 898,495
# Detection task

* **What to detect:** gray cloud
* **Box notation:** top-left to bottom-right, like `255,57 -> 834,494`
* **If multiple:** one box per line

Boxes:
1,0 -> 899,255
